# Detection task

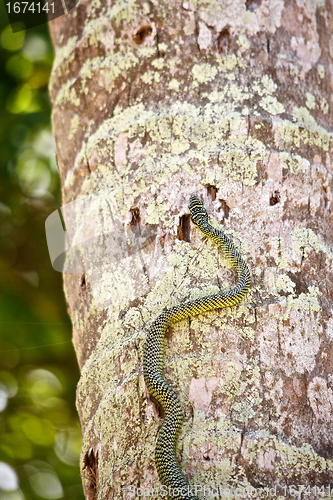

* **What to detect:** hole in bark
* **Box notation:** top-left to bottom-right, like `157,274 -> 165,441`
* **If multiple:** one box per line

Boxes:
217,28 -> 231,53
322,184 -> 329,209
323,194 -> 329,209
270,191 -> 280,206
129,208 -> 140,225
206,184 -> 218,200
286,272 -> 308,295
149,394 -> 164,418
177,214 -> 191,242
267,38 -> 270,54
81,274 -> 86,288
133,26 -> 153,45
245,0 -> 262,11
141,235 -> 156,253
218,199 -> 230,219
119,309 -> 127,320
83,449 -> 98,494
159,233 -> 166,249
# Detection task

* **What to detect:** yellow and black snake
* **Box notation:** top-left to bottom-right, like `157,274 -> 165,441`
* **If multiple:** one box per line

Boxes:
143,195 -> 251,499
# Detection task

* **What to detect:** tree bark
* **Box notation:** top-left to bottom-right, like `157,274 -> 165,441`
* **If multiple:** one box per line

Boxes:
49,0 -> 333,498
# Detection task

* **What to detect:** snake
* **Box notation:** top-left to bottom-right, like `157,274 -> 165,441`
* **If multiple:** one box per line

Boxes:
143,195 -> 251,499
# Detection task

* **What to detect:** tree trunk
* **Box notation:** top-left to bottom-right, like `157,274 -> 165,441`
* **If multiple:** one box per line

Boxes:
49,1 -> 333,498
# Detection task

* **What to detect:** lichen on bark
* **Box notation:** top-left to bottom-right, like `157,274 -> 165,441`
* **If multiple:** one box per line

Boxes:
49,0 -> 333,498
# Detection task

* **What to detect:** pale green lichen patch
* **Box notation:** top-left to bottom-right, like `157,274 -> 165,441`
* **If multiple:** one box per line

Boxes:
265,268 -> 296,295
290,65 -> 299,76
264,257 -> 322,313
239,326 -> 255,342
237,34 -> 250,50
279,152 -> 303,174
270,229 -> 333,281
270,237 -> 288,269
278,107 -> 332,151
52,36 -> 77,73
177,362 -> 333,495
168,79 -> 180,91
145,198 -> 168,224
253,75 -> 278,97
221,362 -> 244,397
231,401 -> 255,422
242,432 -> 333,484
219,136 -> 266,186
320,97 -> 329,115
305,92 -> 316,110
292,227 -> 322,257
264,307 -> 321,374
68,114 -> 80,140
217,53 -> 241,73
170,139 -> 190,155
283,286 -> 322,312
151,57 -> 165,70
77,99 -> 267,205
97,258 -> 150,314
259,96 -> 285,115
252,76 -> 285,115
141,70 -> 160,84
51,0 -> 139,82
85,0 -> 137,32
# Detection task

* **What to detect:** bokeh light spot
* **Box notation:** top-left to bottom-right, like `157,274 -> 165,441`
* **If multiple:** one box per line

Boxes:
23,35 -> 48,60
0,462 -> 18,491
6,54 -> 34,80
54,428 -> 82,466
17,158 -> 51,196
21,416 -> 55,446
6,84 -> 41,114
0,25 -> 25,52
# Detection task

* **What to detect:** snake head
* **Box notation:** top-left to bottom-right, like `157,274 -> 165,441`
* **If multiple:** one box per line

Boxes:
189,195 -> 209,226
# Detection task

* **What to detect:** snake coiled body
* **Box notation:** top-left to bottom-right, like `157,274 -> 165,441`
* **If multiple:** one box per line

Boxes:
143,195 -> 251,499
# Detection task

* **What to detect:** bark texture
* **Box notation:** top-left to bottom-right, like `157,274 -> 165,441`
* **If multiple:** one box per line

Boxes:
49,0 -> 333,498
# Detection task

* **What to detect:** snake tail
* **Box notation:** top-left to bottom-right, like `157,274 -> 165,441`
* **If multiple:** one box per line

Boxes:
143,195 -> 251,499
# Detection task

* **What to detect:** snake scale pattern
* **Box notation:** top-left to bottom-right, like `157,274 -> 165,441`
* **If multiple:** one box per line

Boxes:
143,195 -> 251,499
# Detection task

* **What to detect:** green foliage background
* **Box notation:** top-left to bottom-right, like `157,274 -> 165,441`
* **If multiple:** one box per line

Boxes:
0,7 -> 84,500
